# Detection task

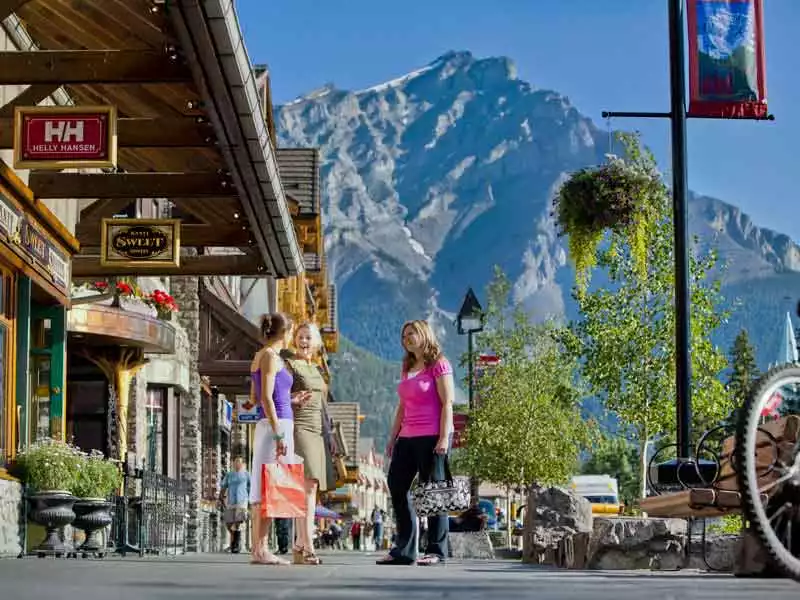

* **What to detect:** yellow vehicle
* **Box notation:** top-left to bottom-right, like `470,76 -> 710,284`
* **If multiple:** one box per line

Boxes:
569,475 -> 624,516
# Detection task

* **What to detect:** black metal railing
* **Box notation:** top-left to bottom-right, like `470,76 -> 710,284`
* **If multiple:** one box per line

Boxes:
110,466 -> 188,556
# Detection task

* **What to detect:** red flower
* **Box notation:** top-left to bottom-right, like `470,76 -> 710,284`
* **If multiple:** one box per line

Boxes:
93,281 -> 108,290
116,282 -> 132,296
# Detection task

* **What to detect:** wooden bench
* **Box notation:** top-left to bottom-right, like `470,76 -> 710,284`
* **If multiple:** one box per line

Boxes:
640,415 -> 799,519
639,416 -> 799,571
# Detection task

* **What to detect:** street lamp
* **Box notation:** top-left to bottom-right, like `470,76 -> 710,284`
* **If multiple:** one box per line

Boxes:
456,287 -> 484,504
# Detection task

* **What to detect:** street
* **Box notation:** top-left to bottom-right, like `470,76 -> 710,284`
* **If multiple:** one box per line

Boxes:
0,551 -> 797,600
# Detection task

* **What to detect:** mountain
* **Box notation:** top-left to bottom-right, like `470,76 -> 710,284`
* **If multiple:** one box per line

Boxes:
277,51 -> 800,439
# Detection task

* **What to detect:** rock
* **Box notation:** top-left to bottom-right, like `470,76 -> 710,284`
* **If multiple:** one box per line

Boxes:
587,518 -> 687,571
449,531 -> 495,559
557,531 -> 591,569
688,533 -> 738,572
0,478 -> 22,558
522,485 -> 593,565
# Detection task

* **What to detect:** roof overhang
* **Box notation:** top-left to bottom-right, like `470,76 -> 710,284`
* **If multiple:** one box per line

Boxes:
168,0 -> 303,278
67,303 -> 175,354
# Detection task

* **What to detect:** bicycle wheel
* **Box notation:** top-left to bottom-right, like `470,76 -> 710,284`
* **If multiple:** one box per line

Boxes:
736,363 -> 800,580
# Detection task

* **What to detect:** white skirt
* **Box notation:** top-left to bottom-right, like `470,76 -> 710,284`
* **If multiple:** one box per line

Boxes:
249,418 -> 296,504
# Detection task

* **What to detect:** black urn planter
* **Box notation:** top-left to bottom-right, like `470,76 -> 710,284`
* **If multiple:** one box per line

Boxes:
28,491 -> 76,557
73,499 -> 113,557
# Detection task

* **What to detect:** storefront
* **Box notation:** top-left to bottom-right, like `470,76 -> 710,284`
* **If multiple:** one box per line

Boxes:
0,163 -> 77,466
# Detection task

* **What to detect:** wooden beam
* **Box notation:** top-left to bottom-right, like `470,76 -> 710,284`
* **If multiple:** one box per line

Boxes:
72,254 -> 266,277
0,0 -> 32,21
199,360 -> 252,378
0,117 -> 215,149
0,50 -> 191,86
77,224 -> 251,247
29,172 -> 235,199
78,198 -> 135,224
0,84 -> 59,118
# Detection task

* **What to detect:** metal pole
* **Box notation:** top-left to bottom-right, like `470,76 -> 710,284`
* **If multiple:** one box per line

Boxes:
668,0 -> 692,460
467,330 -> 479,503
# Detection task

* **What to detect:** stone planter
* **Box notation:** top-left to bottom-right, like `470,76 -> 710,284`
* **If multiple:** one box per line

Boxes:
72,499 -> 113,557
27,491 -> 76,557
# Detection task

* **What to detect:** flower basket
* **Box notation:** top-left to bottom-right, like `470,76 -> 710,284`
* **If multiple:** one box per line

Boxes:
553,155 -> 661,288
146,289 -> 178,321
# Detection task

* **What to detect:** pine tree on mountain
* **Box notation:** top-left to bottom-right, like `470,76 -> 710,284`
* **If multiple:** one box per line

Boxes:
726,328 -> 760,424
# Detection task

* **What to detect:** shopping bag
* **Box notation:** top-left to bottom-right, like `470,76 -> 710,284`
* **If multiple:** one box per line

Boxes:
261,461 -> 306,518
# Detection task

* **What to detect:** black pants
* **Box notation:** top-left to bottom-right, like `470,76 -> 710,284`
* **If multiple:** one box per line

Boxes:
387,436 -> 448,561
275,518 -> 290,553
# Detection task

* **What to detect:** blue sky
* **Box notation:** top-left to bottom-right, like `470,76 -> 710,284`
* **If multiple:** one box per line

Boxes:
236,0 -> 799,240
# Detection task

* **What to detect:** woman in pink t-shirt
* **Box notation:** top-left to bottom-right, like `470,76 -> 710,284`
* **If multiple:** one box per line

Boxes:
376,320 -> 455,566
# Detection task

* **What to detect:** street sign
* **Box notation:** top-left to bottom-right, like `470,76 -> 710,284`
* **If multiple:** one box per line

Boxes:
235,394 -> 260,423
100,218 -> 181,269
452,413 -> 468,449
13,105 -> 118,169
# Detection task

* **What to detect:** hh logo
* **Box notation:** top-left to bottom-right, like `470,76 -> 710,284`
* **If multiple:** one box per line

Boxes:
44,120 -> 85,143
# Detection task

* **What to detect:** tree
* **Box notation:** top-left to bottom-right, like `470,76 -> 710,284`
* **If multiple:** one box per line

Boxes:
725,329 -> 760,424
581,436 -> 641,508
569,134 -> 733,499
458,269 -> 591,512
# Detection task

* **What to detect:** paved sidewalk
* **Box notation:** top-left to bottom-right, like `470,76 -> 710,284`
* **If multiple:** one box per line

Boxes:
0,551 -> 797,599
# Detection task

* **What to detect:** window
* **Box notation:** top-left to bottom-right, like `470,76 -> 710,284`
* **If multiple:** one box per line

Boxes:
145,387 -> 167,474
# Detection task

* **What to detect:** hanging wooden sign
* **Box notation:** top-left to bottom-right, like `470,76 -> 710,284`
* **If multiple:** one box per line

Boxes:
100,218 -> 181,268
13,105 -> 118,169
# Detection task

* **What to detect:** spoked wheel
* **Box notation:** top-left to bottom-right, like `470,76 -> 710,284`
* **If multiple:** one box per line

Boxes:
736,364 -> 800,581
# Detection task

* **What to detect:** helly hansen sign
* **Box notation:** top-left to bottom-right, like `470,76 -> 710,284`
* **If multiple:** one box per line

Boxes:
13,105 -> 118,169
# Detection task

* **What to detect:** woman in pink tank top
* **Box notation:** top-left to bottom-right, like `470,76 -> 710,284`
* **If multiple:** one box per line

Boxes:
376,320 -> 455,566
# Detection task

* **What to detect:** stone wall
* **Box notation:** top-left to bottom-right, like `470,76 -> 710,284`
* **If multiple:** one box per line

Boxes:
0,478 -> 22,558
171,275 -> 202,552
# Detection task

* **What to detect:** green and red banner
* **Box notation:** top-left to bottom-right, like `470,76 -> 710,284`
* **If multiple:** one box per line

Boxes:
687,0 -> 768,119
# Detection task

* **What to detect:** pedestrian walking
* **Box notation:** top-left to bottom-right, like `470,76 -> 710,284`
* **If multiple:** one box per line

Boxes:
248,312 -> 305,566
350,520 -> 361,550
219,456 -> 250,553
283,322 -> 331,565
371,506 -> 384,550
377,320 -> 455,566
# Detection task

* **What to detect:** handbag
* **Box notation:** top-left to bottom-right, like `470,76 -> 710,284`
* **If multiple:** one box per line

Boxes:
411,456 -> 471,517
260,458 -> 306,518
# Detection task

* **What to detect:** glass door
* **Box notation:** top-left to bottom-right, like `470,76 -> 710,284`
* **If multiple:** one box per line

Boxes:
29,304 -> 66,442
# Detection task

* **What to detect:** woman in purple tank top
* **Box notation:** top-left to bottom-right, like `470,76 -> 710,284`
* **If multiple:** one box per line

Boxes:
248,312 -> 310,566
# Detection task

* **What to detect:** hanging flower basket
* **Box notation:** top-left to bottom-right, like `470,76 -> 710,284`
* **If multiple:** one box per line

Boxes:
553,155 -> 661,288
145,289 -> 178,321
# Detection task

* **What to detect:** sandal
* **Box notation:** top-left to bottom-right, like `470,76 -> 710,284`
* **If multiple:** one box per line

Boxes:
292,545 -> 322,565
251,547 -> 291,566
417,554 -> 443,566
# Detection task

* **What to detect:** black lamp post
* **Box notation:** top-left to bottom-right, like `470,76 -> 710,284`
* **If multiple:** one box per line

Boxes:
456,287 -> 484,503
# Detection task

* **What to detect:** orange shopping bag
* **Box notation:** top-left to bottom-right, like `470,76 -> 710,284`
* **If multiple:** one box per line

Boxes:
261,461 -> 306,518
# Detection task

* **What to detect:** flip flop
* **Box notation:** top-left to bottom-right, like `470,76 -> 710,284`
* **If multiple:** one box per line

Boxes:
417,554 -> 444,566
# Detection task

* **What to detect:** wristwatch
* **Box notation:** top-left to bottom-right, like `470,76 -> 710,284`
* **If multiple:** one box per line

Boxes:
271,431 -> 285,441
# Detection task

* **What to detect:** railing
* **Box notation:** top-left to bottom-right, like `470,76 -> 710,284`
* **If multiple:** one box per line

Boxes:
303,252 -> 322,271
110,465 -> 189,556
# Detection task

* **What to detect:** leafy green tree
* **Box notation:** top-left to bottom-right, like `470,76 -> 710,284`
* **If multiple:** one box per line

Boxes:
459,268 -> 591,494
569,135 -> 733,498
725,329 -> 760,424
580,436 -> 641,507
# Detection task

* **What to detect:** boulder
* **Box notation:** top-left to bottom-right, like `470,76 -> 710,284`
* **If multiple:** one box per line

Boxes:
449,530 -> 495,559
522,485 -> 593,565
687,533 -> 738,572
587,517 -> 687,570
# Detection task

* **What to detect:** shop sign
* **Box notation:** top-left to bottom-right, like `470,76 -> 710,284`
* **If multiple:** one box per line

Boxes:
13,105 -> 118,170
235,394 -> 260,423
0,190 -> 70,292
100,218 -> 181,269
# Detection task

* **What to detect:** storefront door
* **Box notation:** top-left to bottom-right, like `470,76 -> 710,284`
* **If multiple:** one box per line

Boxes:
27,303 -> 66,443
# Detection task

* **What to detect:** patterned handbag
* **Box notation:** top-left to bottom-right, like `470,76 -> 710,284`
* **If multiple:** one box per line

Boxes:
412,456 -> 471,517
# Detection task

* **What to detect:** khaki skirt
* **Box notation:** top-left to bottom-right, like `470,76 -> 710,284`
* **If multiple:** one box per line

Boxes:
294,427 -> 327,490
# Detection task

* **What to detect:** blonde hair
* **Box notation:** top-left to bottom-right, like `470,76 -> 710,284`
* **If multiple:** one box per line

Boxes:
401,320 -> 443,373
294,322 -> 323,353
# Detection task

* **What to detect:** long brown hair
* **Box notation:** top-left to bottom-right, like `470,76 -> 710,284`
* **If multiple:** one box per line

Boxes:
260,312 -> 292,343
401,320 -> 443,373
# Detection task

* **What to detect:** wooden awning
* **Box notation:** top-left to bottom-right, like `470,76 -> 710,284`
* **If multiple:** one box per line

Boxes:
1,0 -> 302,278
198,283 -> 261,393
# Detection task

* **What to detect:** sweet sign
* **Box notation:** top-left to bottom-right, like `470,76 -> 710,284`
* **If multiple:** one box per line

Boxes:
13,105 -> 118,169
100,218 -> 181,269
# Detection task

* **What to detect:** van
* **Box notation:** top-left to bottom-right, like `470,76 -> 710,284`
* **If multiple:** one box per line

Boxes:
569,475 -> 623,515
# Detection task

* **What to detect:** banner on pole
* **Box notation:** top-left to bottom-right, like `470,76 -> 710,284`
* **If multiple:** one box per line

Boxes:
687,0 -> 768,119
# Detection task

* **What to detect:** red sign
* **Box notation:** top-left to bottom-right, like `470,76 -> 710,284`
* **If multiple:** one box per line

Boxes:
13,106 -> 117,169
687,0 -> 768,119
452,413 -> 469,449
